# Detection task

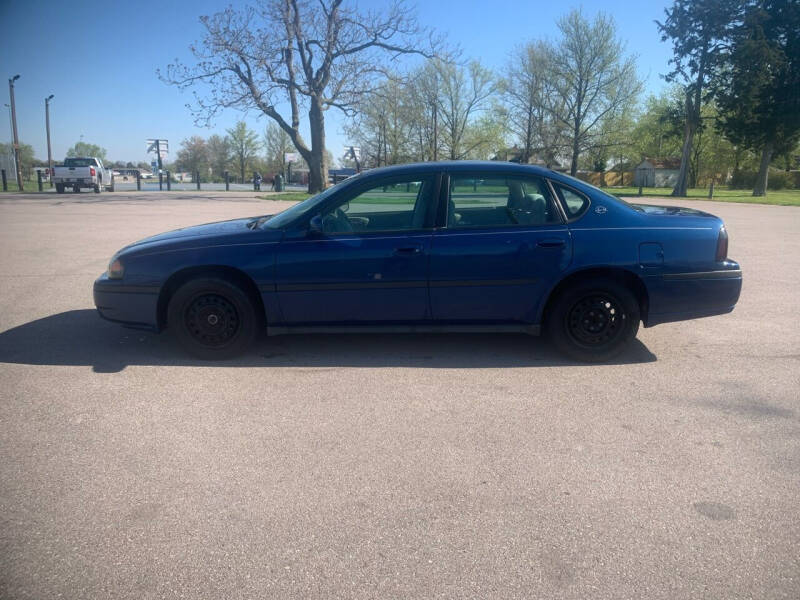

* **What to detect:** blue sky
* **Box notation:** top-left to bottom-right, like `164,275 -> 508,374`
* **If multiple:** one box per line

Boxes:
0,0 -> 673,164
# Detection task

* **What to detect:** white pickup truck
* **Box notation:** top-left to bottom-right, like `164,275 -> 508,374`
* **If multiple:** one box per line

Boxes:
52,157 -> 114,193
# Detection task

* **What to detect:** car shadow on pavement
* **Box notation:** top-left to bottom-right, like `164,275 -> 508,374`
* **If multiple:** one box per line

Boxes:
0,309 -> 656,373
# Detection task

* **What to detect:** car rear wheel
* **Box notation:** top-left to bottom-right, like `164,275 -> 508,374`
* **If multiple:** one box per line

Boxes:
55,184 -> 64,194
546,278 -> 640,362
94,180 -> 102,193
73,185 -> 80,193
167,277 -> 259,359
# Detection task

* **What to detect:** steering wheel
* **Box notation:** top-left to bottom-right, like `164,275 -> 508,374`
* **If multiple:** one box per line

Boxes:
323,207 -> 354,233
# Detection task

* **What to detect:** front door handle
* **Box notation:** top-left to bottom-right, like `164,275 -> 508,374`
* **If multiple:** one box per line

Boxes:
394,245 -> 422,255
537,239 -> 566,248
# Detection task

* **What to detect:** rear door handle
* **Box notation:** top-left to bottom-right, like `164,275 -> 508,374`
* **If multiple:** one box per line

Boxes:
537,239 -> 566,248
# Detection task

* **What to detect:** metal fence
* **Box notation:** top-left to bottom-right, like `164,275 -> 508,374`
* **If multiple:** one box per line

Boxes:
1,167 -> 306,193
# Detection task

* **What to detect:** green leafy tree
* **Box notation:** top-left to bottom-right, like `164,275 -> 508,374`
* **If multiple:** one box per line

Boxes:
716,0 -> 800,196
629,90 -> 685,162
66,141 -> 107,161
206,134 -> 231,180
174,136 -> 209,176
226,122 -> 261,183
657,0 -> 741,196
0,142 -> 35,180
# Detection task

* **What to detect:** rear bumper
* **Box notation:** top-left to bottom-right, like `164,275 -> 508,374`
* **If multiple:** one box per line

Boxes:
93,275 -> 160,331
54,178 -> 95,185
644,264 -> 742,327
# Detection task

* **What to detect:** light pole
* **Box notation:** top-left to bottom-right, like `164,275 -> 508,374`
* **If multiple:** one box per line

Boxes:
3,103 -> 11,139
8,74 -> 22,191
45,94 -> 54,188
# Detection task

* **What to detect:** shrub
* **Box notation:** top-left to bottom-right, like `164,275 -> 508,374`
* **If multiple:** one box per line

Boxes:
730,168 -> 794,190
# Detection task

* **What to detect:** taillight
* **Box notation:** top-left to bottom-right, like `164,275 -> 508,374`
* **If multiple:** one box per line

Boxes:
89,167 -> 96,176
715,226 -> 728,262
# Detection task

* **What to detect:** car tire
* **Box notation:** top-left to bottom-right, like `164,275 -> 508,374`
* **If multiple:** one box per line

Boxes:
73,185 -> 80,193
94,180 -> 102,193
167,277 -> 260,360
546,277 -> 640,363
56,184 -> 64,194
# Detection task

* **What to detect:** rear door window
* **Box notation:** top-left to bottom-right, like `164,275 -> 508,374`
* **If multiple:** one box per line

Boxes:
551,183 -> 590,221
447,175 -> 562,228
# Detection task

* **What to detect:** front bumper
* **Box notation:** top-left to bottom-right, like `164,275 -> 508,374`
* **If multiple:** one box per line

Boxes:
93,275 -> 160,331
643,262 -> 742,327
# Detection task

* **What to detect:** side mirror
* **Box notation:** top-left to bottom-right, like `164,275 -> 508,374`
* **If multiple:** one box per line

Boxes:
308,214 -> 323,236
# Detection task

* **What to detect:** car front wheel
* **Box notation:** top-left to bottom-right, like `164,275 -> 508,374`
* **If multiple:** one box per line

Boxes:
546,278 -> 640,362
167,277 -> 259,359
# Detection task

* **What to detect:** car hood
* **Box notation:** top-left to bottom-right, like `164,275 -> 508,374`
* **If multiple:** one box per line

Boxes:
124,216 -> 271,248
115,215 -> 280,258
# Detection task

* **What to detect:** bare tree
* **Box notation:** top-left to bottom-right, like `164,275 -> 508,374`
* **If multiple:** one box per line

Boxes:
264,122 -> 292,175
435,60 -> 499,160
161,0 -> 436,192
505,41 -> 564,165
344,77 -> 414,167
548,10 -> 642,176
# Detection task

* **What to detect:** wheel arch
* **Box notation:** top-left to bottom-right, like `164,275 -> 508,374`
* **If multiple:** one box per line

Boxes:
157,265 -> 266,330
539,267 -> 649,326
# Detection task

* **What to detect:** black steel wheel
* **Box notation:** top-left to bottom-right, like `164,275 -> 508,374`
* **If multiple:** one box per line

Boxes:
566,293 -> 626,348
167,277 -> 260,359
184,293 -> 240,347
546,278 -> 640,362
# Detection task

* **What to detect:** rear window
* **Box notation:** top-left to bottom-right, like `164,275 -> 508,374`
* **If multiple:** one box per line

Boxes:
551,183 -> 590,221
64,158 -> 97,167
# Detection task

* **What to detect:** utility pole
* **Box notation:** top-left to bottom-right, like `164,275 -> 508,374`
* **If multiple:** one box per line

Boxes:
155,139 -> 163,173
8,75 -> 23,191
45,94 -> 54,188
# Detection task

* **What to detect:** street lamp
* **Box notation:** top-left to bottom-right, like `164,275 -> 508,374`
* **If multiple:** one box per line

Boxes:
45,94 -> 54,188
8,74 -> 23,191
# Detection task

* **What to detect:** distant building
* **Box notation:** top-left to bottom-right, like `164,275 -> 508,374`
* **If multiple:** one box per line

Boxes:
329,167 -> 357,183
634,158 -> 681,187
495,147 -> 566,171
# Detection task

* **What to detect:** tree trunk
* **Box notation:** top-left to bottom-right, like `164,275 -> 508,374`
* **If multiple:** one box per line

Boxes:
673,92 -> 697,197
569,136 -> 580,177
672,120 -> 695,197
307,99 -> 328,193
753,140 -> 774,197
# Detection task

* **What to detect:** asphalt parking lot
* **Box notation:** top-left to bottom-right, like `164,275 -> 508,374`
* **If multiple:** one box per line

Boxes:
1,189 -> 798,599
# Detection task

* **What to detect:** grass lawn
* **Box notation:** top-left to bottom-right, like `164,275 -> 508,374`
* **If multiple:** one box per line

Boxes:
259,192 -> 312,202
609,186 -> 800,206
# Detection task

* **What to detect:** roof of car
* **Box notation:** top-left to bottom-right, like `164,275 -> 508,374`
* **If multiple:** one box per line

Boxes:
358,161 -> 556,178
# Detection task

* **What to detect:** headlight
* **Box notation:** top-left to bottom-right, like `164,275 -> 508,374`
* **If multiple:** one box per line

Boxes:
107,256 -> 124,279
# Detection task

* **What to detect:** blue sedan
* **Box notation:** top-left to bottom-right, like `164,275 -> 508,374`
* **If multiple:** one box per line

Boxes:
94,161 -> 742,361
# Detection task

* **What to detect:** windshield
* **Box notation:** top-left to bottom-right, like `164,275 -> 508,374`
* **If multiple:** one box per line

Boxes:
262,175 -> 361,229
63,158 -> 97,168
